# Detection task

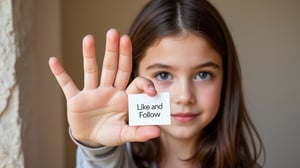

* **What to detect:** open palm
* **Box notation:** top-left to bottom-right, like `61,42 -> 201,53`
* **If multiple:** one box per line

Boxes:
49,29 -> 160,147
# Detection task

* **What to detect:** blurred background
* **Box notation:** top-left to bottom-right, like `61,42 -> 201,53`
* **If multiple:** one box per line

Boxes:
0,0 -> 299,167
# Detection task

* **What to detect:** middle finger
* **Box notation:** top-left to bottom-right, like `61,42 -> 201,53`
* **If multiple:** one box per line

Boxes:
100,29 -> 120,87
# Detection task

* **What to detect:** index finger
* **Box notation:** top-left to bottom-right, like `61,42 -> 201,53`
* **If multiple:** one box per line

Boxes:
82,35 -> 99,90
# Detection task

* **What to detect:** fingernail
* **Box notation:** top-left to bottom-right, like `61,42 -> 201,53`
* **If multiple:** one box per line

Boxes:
84,34 -> 93,39
148,85 -> 155,91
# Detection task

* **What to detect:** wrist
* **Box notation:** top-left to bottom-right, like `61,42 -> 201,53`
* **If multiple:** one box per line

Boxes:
68,128 -> 102,148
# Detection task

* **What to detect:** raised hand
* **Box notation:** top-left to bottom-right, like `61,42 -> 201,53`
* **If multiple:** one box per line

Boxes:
48,29 -> 160,147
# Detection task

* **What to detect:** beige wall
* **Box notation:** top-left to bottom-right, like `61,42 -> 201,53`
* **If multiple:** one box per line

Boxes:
62,0 -> 149,88
14,0 -> 64,167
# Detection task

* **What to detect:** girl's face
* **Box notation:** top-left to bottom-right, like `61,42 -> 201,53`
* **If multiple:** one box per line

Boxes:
138,32 -> 223,142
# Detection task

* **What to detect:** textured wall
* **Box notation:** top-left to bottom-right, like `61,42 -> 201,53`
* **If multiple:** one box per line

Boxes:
0,0 -> 24,167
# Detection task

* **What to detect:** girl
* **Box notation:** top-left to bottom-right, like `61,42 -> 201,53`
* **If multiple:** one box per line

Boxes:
49,0 -> 264,167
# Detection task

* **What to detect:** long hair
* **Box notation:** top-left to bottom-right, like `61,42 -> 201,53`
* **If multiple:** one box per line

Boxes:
128,0 -> 265,167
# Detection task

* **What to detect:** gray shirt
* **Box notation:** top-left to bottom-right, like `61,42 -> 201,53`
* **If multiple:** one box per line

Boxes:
76,143 -> 136,168
70,129 -> 157,168
71,131 -> 262,168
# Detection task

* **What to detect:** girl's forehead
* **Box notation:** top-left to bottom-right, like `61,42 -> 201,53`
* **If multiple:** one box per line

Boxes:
152,31 -> 209,44
139,32 -> 222,69
145,32 -> 220,59
151,31 -> 201,46
148,32 -> 216,54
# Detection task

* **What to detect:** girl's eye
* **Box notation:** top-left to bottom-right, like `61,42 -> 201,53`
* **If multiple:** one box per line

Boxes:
195,71 -> 212,80
155,72 -> 171,81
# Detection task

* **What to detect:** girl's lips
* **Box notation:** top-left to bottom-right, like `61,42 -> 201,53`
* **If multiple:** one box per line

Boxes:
171,113 -> 199,122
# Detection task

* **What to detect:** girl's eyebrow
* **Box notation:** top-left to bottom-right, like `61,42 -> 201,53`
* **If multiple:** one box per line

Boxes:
195,61 -> 221,70
146,63 -> 173,70
145,61 -> 221,70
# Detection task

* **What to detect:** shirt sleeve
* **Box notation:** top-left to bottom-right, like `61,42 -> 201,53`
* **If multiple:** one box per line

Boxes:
69,129 -> 136,168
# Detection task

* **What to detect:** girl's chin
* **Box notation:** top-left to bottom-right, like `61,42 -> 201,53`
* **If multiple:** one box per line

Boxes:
159,125 -> 202,141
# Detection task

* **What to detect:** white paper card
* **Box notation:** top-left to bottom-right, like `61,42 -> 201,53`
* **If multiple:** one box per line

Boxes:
128,92 -> 171,126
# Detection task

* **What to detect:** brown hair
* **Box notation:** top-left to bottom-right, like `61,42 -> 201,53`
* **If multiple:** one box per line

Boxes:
128,0 -> 265,167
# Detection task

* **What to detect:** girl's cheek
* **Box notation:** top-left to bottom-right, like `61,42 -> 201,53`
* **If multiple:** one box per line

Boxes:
201,88 -> 221,111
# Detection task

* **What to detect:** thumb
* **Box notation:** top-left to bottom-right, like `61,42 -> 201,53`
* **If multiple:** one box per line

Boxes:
120,125 -> 160,143
126,77 -> 157,96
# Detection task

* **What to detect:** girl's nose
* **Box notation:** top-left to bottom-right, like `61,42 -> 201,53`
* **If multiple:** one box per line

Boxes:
172,80 -> 196,105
